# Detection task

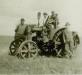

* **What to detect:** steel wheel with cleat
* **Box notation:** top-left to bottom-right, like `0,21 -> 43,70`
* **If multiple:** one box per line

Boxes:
52,28 -> 66,57
9,39 -> 23,55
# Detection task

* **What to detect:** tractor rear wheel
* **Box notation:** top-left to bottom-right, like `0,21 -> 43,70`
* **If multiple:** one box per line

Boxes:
53,28 -> 65,57
9,39 -> 23,55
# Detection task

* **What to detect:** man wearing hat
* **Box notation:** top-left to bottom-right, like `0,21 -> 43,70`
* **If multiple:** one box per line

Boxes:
15,18 -> 27,40
55,13 -> 59,27
63,22 -> 73,58
47,11 -> 59,29
43,12 -> 48,25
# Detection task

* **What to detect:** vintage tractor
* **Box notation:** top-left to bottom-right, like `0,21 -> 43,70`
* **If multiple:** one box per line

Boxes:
9,14 -> 80,58
9,24 -> 67,58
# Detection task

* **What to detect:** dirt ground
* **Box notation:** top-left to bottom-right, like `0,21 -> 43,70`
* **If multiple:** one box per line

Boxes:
0,36 -> 82,74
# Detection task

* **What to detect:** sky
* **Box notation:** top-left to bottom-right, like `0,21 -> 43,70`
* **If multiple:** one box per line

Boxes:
0,0 -> 82,36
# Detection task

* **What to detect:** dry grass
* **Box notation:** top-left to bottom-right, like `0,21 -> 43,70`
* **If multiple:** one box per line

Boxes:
0,36 -> 82,74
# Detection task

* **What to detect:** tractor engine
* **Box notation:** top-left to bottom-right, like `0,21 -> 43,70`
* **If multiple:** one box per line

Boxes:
32,26 -> 55,53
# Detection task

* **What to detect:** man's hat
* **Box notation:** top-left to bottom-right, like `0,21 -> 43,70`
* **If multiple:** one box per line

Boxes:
55,13 -> 58,16
43,12 -> 48,15
65,22 -> 70,26
21,18 -> 25,21
51,11 -> 55,14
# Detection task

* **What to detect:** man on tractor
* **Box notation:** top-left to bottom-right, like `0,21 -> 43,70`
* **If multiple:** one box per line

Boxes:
15,18 -> 27,40
44,11 -> 59,40
46,11 -> 59,29
43,12 -> 48,25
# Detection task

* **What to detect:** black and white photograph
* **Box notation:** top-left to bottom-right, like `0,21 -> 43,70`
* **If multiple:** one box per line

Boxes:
0,0 -> 82,74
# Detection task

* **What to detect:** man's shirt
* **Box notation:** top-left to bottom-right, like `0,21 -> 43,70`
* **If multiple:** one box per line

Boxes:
43,16 -> 48,25
46,15 -> 56,24
15,24 -> 27,35
63,28 -> 73,43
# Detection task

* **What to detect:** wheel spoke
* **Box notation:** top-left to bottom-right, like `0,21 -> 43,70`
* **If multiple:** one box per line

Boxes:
18,41 -> 22,45
57,49 -> 62,56
28,52 -> 31,58
11,50 -> 15,52
21,53 -> 26,58
21,50 -> 28,53
11,46 -> 15,49
11,47 -> 15,50
21,45 -> 28,53
29,49 -> 36,53
27,43 -> 31,50
31,53 -> 36,57
13,42 -> 16,47
55,41 -> 61,44
22,45 -> 27,50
